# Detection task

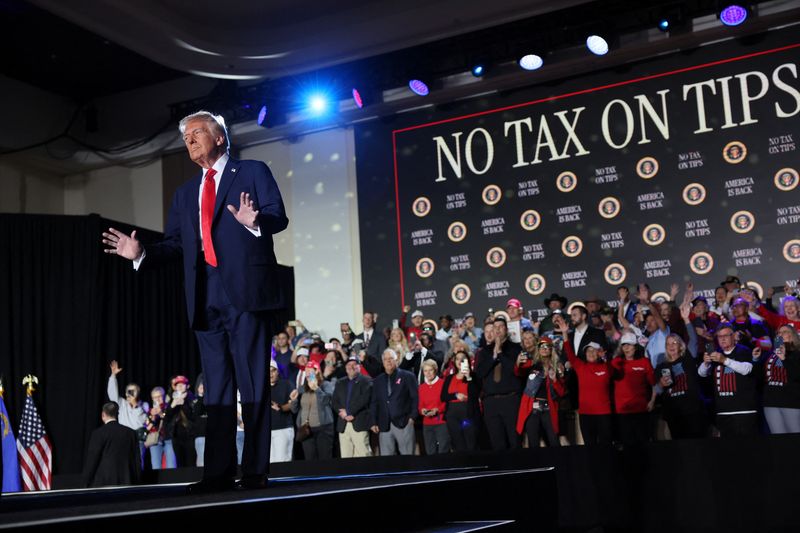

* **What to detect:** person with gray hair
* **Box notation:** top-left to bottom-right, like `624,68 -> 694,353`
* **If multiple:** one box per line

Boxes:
102,109 -> 288,492
370,348 -> 419,455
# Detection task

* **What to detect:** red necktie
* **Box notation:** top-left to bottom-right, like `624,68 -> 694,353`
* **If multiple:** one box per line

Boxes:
201,169 -> 218,266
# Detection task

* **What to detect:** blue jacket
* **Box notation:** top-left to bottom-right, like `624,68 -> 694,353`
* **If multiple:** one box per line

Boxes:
370,368 -> 419,431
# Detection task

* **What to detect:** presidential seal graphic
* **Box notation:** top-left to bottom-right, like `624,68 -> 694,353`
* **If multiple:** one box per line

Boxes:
682,183 -> 707,206
689,251 -> 714,275
451,283 -> 472,304
412,196 -> 431,217
730,210 -> 755,234
415,257 -> 435,278
722,141 -> 747,164
482,184 -> 502,206
556,171 -> 578,193
447,221 -> 467,242
636,156 -> 659,179
561,236 -> 583,258
604,263 -> 627,286
567,301 -> 586,314
774,168 -> 799,192
744,281 -> 764,300
520,209 -> 541,231
651,292 -> 670,304
784,239 -> 800,264
486,247 -> 507,268
525,274 -> 546,296
598,197 -> 621,219
642,223 -> 666,246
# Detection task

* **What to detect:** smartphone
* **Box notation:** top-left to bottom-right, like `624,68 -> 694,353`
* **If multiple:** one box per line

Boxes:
661,368 -> 673,386
324,342 -> 335,350
307,372 -> 316,383
392,319 -> 399,329
460,360 -> 469,373
774,335 -> 785,352
705,342 -> 715,355
409,332 -> 417,343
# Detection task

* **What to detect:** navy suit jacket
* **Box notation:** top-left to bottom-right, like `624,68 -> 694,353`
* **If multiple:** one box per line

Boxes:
370,368 -> 418,431
143,157 -> 288,327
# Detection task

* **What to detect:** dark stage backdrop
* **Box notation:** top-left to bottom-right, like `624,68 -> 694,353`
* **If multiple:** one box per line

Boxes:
0,213 -> 294,476
356,29 -> 800,322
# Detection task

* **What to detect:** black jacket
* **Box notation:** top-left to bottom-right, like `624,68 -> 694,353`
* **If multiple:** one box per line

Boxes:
441,371 -> 481,420
332,374 -> 373,433
370,368 -> 419,431
569,326 -> 607,360
400,347 -> 444,383
82,420 -> 140,488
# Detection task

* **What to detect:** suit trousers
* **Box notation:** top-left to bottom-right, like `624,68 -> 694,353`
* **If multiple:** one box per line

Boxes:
194,264 -> 274,480
483,394 -> 521,451
379,422 -> 415,456
339,422 -> 371,458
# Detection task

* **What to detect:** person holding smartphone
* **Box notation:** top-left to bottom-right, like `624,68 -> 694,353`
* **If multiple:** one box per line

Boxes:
419,360 -> 450,454
762,325 -> 800,434
515,336 -> 566,448
441,350 -> 480,451
291,360 -> 335,460
698,323 -> 760,437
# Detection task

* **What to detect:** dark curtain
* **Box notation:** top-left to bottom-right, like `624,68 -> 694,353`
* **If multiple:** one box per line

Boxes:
0,213 -> 294,476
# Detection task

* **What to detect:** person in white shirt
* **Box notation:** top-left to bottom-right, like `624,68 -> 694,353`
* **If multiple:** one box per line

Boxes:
107,360 -> 149,466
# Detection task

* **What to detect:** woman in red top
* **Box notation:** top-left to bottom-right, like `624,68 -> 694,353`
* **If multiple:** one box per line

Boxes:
441,350 -> 479,451
755,293 -> 800,331
611,333 -> 656,446
515,337 -> 566,447
554,315 -> 613,445
419,359 -> 450,454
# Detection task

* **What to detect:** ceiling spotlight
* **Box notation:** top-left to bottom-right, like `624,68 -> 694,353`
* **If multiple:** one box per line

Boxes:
719,4 -> 748,26
409,79 -> 430,96
472,65 -> 485,77
658,18 -> 670,32
586,35 -> 609,56
308,94 -> 329,115
518,54 -> 543,71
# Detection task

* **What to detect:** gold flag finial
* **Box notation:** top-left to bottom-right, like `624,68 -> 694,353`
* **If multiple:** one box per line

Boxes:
22,375 -> 39,396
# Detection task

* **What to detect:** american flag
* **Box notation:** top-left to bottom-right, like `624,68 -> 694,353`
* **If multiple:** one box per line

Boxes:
16,394 -> 52,491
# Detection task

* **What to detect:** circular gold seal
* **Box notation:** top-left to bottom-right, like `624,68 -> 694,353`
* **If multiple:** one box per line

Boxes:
415,257 -> 435,278
598,197 -> 621,219
486,247 -> 507,268
556,171 -> 578,193
783,239 -> 800,264
774,168 -> 799,192
604,263 -> 627,286
651,292 -> 670,304
520,209 -> 541,231
642,223 -> 666,246
722,141 -> 747,164
689,251 -> 714,275
561,235 -> 583,258
482,184 -> 502,206
682,183 -> 707,206
730,210 -> 755,234
447,221 -> 467,242
636,156 -> 659,179
525,274 -> 546,296
412,196 -> 431,217
451,284 -> 472,304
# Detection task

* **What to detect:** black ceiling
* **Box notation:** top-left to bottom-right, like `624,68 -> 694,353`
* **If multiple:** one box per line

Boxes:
0,0 -> 188,100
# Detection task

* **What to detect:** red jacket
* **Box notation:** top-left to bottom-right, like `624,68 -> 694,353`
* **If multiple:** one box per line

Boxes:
758,304 -> 800,331
515,365 -> 566,435
611,357 -> 655,414
418,377 -> 446,425
564,340 -> 613,415
399,312 -> 425,342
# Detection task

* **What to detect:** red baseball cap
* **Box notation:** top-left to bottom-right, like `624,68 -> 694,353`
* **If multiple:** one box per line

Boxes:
506,298 -> 522,309
306,360 -> 321,371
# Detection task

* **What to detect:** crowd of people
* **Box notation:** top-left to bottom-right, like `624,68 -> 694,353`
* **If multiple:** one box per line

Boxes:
101,275 -> 800,468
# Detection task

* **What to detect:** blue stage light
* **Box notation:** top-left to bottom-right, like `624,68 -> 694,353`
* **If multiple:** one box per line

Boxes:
257,105 -> 267,126
409,79 -> 429,96
309,94 -> 328,114
472,65 -> 485,77
719,5 -> 748,26
586,35 -> 609,56
658,18 -> 670,31
518,54 -> 543,71
352,88 -> 364,109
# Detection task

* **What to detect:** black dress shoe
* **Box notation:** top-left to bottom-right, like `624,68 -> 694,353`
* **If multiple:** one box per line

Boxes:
186,478 -> 236,495
235,475 -> 268,490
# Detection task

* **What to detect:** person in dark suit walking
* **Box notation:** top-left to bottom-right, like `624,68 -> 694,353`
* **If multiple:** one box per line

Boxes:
101,111 -> 288,492
82,402 -> 140,488
332,357 -> 373,457
370,349 -> 419,455
357,312 -> 387,377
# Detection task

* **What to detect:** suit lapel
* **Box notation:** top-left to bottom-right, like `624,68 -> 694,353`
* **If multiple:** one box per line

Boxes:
213,157 -> 240,222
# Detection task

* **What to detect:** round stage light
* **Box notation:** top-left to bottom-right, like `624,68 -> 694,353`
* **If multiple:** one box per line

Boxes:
719,5 -> 748,26
257,105 -> 267,126
409,79 -> 429,96
518,54 -> 543,71
352,88 -> 363,109
309,94 -> 328,114
658,19 -> 670,32
586,35 -> 609,56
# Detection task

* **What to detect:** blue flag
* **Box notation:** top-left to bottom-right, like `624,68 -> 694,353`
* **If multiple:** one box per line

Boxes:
1,394 -> 21,493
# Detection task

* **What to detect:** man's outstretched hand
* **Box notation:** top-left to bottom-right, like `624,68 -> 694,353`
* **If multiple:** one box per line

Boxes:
102,228 -> 142,260
227,192 -> 259,230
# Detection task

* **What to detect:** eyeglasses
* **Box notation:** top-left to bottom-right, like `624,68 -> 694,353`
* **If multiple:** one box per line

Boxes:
716,333 -> 734,338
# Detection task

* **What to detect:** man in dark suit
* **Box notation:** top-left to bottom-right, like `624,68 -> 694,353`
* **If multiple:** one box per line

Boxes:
102,111 -> 287,492
82,402 -> 140,488
569,305 -> 607,358
370,349 -> 418,455
357,312 -> 386,377
332,357 -> 373,458
401,331 -> 444,383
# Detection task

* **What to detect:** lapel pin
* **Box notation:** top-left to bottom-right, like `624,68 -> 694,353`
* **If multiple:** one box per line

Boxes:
232,168 -> 237,173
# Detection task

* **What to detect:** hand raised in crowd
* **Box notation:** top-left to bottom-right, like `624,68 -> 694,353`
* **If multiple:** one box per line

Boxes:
637,283 -> 651,304
669,283 -> 680,301
110,360 -> 123,376
102,227 -> 142,260
289,389 -> 299,402
516,353 -> 528,367
308,377 -> 319,391
682,282 -> 694,307
403,305 -> 411,313
679,302 -> 692,322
